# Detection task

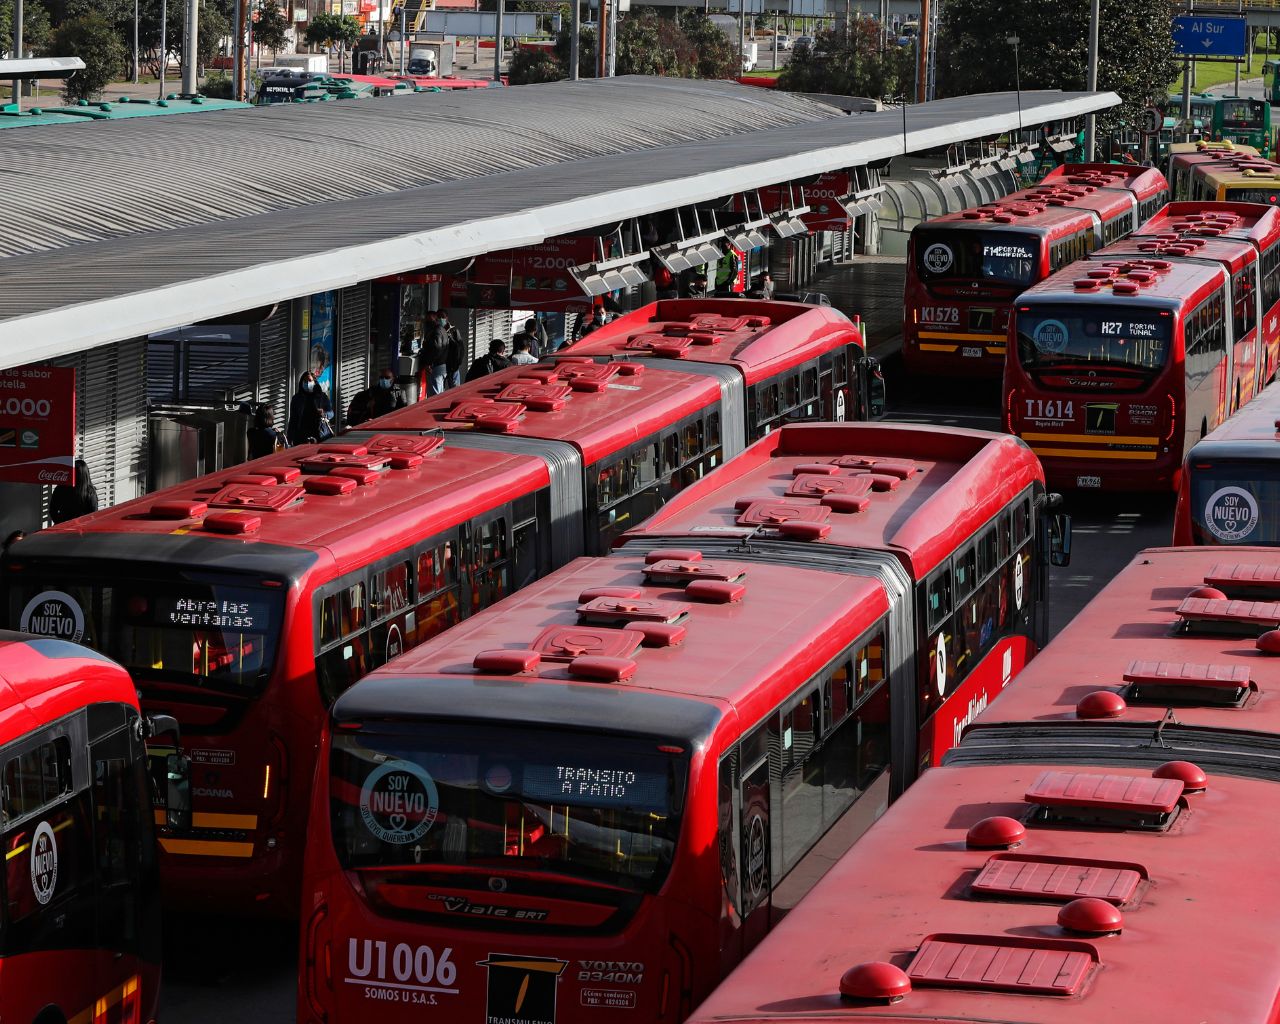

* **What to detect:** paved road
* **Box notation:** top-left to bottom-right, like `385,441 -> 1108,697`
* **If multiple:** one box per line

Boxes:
159,359 -> 1172,1023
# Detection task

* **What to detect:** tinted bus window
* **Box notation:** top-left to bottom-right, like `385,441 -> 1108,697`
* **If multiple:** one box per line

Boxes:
1016,306 -> 1172,379
914,229 -> 1040,287
1188,461 -> 1280,545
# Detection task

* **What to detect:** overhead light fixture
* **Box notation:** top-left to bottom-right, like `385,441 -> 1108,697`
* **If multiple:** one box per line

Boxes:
571,243 -> 651,296
769,211 -> 809,239
652,232 -> 726,273
726,224 -> 770,250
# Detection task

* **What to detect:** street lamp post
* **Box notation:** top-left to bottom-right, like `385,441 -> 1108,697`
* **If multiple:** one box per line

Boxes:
1007,35 -> 1022,134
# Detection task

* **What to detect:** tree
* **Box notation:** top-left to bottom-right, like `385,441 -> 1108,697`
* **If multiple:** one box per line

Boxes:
937,0 -> 1179,133
52,12 -> 126,100
677,10 -> 739,80
305,11 -> 359,72
252,0 -> 290,57
507,45 -> 565,85
0,0 -> 52,56
778,20 -> 912,99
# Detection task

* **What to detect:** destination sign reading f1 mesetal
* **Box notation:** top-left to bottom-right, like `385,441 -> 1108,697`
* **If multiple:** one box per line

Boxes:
1172,15 -> 1247,58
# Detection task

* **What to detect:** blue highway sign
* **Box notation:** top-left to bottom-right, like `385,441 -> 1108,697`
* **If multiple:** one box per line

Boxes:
1172,15 -> 1247,58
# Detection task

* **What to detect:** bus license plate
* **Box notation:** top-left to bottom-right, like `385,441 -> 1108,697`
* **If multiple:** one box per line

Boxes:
962,346 -> 983,358
1076,475 -> 1102,489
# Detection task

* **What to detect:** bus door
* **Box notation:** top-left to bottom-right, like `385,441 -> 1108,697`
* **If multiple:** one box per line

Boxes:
737,724 -> 771,955
463,508 -> 515,614
89,706 -> 158,982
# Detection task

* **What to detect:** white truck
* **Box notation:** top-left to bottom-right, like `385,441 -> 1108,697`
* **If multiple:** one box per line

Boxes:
272,53 -> 329,74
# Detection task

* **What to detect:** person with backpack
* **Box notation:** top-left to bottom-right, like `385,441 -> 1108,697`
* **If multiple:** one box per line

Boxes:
465,339 -> 510,381
287,371 -> 333,445
347,369 -> 407,426
246,405 -> 283,459
439,310 -> 464,389
424,311 -> 451,395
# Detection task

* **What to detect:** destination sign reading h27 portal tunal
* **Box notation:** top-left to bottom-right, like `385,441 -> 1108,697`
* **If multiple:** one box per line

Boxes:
1172,15 -> 1247,59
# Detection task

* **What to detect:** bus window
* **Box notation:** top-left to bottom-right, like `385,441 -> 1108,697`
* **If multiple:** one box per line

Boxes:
472,517 -> 510,609
4,737 -> 72,822
717,751 -> 740,918
780,687 -> 822,871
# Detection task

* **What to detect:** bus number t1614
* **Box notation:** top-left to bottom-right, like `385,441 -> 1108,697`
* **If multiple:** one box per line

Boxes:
1025,399 -> 1074,419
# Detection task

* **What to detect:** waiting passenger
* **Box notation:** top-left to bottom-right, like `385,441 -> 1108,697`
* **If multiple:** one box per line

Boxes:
348,369 -> 407,426
287,371 -> 333,445
246,405 -> 282,459
50,459 -> 99,524
465,339 -> 510,382
509,337 -> 538,365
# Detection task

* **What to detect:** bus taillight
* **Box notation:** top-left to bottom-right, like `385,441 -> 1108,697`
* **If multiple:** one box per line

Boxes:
1004,389 -> 1018,431
1164,394 -> 1178,442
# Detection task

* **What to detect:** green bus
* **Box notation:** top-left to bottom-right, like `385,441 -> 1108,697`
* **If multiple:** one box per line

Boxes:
1166,91 -> 1272,154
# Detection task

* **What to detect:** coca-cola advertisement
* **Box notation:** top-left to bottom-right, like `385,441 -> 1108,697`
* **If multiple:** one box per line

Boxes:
469,235 -> 597,308
747,172 -> 852,232
0,366 -> 76,485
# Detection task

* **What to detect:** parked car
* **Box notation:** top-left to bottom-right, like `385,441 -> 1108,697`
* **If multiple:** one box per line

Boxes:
793,34 -> 815,50
775,291 -> 833,307
773,33 -> 793,50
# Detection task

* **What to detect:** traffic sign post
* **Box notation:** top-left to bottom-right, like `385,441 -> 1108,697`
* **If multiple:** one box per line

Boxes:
1171,14 -> 1247,61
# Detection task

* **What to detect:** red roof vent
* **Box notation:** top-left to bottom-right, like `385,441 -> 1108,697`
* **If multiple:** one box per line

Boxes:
643,559 -> 746,586
208,483 -> 304,513
365,434 -> 444,460
202,511 -> 262,535
839,963 -> 911,1004
830,455 -> 917,479
303,476 -> 357,497
473,649 -> 541,675
615,362 -> 645,376
296,451 -> 390,474
556,363 -> 620,393
444,400 -> 525,433
736,500 -> 833,540
329,466 -> 382,487
1111,281 -> 1140,295
577,596 -> 691,625
1176,596 -> 1280,632
686,579 -> 746,604
788,473 -> 874,512
1076,690 -> 1126,719
1122,659 -> 1253,707
566,656 -> 638,683
1057,898 -> 1123,936
791,462 -> 840,476
965,816 -> 1026,850
1086,268 -> 1117,280
317,442 -> 368,456
495,381 -> 571,412
1153,760 -> 1208,793
971,853 -> 1145,904
626,334 -> 692,358
907,935 -> 1099,996
577,586 -> 643,602
1074,279 -> 1101,291
1203,562 -> 1280,595
622,621 -> 687,648
643,549 -> 702,564
1186,585 -> 1228,601
228,474 -> 278,486
687,313 -> 770,332
1257,629 -> 1280,655
264,466 -> 302,484
530,625 -> 643,663
149,499 -> 209,521
1025,770 -> 1183,830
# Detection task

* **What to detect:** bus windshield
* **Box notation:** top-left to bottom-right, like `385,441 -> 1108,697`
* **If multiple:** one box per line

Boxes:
1220,97 -> 1266,129
1016,305 -> 1172,379
1188,461 -> 1280,545
913,229 -> 1039,287
8,571 -> 282,694
330,724 -> 686,893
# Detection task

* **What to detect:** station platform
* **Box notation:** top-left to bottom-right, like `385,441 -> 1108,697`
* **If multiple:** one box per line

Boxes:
803,254 -> 907,361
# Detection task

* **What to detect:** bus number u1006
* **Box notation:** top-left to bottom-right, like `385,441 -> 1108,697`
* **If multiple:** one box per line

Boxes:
1025,399 -> 1074,420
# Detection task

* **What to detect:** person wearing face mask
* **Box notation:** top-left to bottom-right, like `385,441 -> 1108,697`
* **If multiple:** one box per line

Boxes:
287,371 -> 334,445
347,369 -> 407,427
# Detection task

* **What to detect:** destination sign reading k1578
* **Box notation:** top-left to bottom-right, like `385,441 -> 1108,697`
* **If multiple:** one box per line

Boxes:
1172,15 -> 1247,58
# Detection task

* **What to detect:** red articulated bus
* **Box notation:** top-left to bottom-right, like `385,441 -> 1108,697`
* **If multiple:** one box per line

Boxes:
902,165 -> 1170,379
1132,201 -> 1280,387
618,421 -> 1058,772
546,298 -> 882,426
4,434 -> 612,917
1173,380 -> 1280,545
357,360 -> 732,552
1005,245 -> 1236,492
298,422 -> 1065,1024
0,632 -> 167,1024
688,545 -> 1280,1024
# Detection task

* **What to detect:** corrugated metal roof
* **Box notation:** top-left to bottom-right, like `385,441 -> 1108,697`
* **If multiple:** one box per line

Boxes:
0,78 -> 1118,366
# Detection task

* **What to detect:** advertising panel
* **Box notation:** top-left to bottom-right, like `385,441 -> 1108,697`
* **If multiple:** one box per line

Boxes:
0,366 -> 76,485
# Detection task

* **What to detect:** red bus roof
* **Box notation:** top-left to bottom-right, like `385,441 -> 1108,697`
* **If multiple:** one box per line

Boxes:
688,760 -> 1280,1024
966,545 -> 1280,739
359,363 -> 721,465
0,633 -> 136,746
1133,201 -> 1280,246
12,435 -> 549,581
557,299 -> 863,386
1038,162 -> 1169,201
922,178 -> 1135,233
622,423 -> 1045,579
1020,247 -> 1225,306
390,75 -> 501,89
1098,233 -> 1258,274
348,553 -> 888,734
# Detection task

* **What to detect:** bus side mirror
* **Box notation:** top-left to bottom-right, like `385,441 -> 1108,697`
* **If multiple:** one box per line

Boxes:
1049,512 -> 1072,567
860,356 -> 887,419
166,753 -> 192,832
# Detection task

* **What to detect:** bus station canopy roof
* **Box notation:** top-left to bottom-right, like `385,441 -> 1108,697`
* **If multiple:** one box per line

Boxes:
0,76 -> 1119,366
